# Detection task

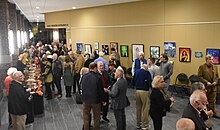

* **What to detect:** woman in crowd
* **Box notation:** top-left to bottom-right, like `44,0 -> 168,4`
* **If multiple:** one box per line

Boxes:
150,75 -> 174,130
63,55 -> 73,97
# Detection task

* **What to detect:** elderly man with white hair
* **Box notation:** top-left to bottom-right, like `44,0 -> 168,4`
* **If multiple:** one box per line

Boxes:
8,71 -> 31,130
176,118 -> 195,130
94,51 -> 108,71
132,51 -> 147,76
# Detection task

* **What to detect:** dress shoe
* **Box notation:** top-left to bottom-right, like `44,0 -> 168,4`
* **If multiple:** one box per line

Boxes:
213,113 -> 220,119
57,94 -> 62,98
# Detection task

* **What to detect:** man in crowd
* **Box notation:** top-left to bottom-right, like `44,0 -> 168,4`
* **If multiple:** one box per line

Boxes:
104,67 -> 127,130
94,51 -> 108,71
147,57 -> 159,79
17,54 -> 26,73
81,62 -> 104,130
133,64 -> 152,130
132,51 -> 147,76
74,50 -> 85,93
111,48 -> 120,61
198,54 -> 220,119
97,61 -> 110,122
182,90 -> 209,130
176,118 -> 195,130
52,53 -> 63,98
8,71 -> 31,130
159,53 -> 173,91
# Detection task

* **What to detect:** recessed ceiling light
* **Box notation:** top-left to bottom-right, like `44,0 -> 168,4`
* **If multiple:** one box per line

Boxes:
72,7 -> 76,9
36,6 -> 40,9
37,16 -> 39,18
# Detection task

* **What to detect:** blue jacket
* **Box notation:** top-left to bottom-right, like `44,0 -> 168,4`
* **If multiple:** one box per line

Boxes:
134,58 -> 147,74
133,68 -> 152,91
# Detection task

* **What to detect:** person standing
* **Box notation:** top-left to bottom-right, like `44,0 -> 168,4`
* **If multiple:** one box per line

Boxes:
8,71 -> 31,130
52,53 -> 63,98
94,51 -> 108,71
104,67 -> 127,130
17,54 -> 26,73
133,64 -> 152,130
198,54 -> 220,119
132,51 -> 147,76
63,55 -> 73,97
147,57 -> 159,79
159,53 -> 173,91
111,48 -> 120,61
176,118 -> 195,130
150,75 -> 174,130
81,62 -> 104,130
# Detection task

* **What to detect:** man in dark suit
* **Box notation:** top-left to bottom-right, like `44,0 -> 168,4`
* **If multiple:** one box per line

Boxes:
104,67 -> 127,130
198,54 -> 220,119
182,90 -> 209,130
52,53 -> 63,98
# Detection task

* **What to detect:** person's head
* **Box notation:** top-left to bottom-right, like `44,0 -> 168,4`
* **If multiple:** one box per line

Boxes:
80,67 -> 89,76
115,66 -> 124,79
141,64 -> 148,70
52,53 -> 58,60
111,48 -> 116,53
182,51 -> 188,56
13,71 -> 25,82
176,118 -> 195,130
97,61 -> 104,72
152,75 -> 164,88
160,53 -> 168,62
191,82 -> 206,94
18,54 -> 24,60
114,60 -> 121,68
205,54 -> 213,66
65,55 -> 71,63
148,57 -> 156,65
68,51 -> 74,58
99,51 -> 104,57
7,67 -> 17,77
190,90 -> 208,111
109,63 -> 116,71
89,62 -> 97,72
139,51 -> 144,60
109,54 -> 116,60
76,50 -> 81,57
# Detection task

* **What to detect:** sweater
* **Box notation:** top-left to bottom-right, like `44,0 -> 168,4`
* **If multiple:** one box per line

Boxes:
133,69 -> 152,91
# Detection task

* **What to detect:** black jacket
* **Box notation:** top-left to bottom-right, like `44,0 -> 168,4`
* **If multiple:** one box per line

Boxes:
52,59 -> 63,77
8,80 -> 30,115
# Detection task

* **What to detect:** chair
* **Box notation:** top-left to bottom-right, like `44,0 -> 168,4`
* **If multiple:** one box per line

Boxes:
189,74 -> 200,84
172,73 -> 190,97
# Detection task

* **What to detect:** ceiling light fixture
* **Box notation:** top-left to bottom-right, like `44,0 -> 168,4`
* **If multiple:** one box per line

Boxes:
37,16 -> 39,18
36,6 -> 40,9
72,7 -> 76,9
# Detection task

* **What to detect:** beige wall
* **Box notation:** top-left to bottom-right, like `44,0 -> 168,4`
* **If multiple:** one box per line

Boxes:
45,0 -> 220,84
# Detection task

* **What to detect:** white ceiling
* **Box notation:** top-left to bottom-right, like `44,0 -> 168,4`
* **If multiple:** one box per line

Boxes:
8,0 -> 141,22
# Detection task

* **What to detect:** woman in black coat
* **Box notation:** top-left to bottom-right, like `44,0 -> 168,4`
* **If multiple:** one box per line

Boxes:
149,75 -> 174,130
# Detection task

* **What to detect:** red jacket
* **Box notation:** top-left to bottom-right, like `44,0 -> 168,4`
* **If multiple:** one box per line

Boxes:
4,76 -> 13,96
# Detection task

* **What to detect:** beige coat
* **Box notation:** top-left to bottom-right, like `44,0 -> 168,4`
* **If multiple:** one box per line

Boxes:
74,54 -> 85,73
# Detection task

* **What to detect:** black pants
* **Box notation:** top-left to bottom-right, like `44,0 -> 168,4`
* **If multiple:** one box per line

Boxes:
113,109 -> 126,130
150,114 -> 163,130
102,99 -> 109,118
65,86 -> 72,96
45,82 -> 52,98
53,76 -> 62,95
73,73 -> 80,93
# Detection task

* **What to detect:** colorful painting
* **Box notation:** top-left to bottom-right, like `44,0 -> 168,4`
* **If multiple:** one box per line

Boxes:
195,52 -> 203,58
150,46 -> 160,59
120,45 -> 129,57
85,44 -> 92,54
102,45 -> 109,55
179,48 -> 191,62
110,42 -> 118,52
76,43 -> 83,53
132,44 -> 144,61
164,42 -> 176,58
206,48 -> 220,64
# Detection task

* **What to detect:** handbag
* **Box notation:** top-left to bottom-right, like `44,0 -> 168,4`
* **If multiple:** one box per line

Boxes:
76,90 -> 82,104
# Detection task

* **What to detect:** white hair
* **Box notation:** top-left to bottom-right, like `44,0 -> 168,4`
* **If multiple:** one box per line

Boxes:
13,71 -> 23,80
139,51 -> 144,56
7,67 -> 17,76
116,66 -> 124,76
189,90 -> 204,105
152,75 -> 163,88
99,51 -> 105,57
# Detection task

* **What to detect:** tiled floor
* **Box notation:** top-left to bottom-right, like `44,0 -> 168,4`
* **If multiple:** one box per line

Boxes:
1,88 -> 220,130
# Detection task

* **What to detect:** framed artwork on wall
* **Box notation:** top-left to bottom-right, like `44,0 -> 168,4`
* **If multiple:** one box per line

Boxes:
206,48 -> 220,64
195,52 -> 203,58
76,43 -> 83,53
85,44 -> 92,54
150,46 -> 160,59
164,42 -> 176,58
102,45 -> 109,55
110,42 -> 118,52
179,48 -> 191,62
120,45 -> 129,57
94,42 -> 99,50
132,44 -> 144,61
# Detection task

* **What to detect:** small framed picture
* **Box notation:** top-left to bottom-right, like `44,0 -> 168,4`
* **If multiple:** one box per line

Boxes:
85,44 -> 92,54
94,42 -> 99,50
179,48 -> 191,62
150,46 -> 160,59
164,42 -> 176,58
195,52 -> 203,58
132,44 -> 144,61
206,48 -> 220,64
76,43 -> 83,53
110,42 -> 118,52
102,45 -> 109,55
120,45 -> 129,57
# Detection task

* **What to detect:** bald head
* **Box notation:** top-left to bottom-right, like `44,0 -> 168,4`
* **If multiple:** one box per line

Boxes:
176,118 -> 195,130
97,61 -> 104,72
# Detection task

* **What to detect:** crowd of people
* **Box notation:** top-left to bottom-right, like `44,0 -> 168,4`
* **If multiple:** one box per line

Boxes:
3,41 -> 220,130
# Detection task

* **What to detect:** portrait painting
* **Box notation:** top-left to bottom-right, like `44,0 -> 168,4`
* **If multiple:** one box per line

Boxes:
110,42 -> 118,52
179,48 -> 191,62
85,44 -> 92,54
164,42 -> 176,58
132,44 -> 144,61
120,45 -> 129,57
206,48 -> 220,64
76,43 -> 83,53
195,52 -> 203,58
102,45 -> 109,55
94,42 -> 99,50
150,46 -> 160,59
